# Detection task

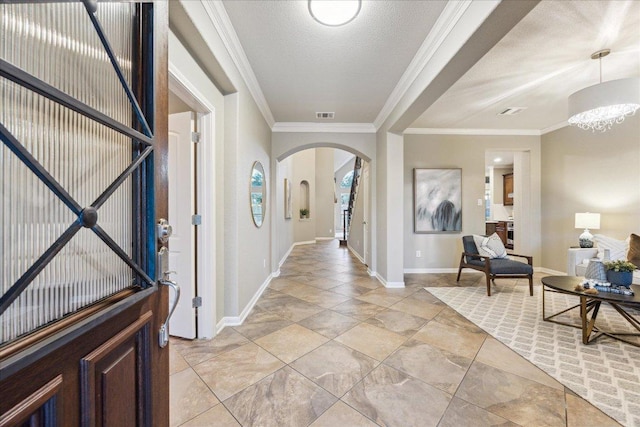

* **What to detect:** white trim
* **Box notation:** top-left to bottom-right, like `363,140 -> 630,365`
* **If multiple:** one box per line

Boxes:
540,121 -> 568,135
403,128 -> 541,136
201,1 -> 275,127
168,63 -> 218,340
347,243 -> 365,264
295,240 -> 316,246
367,268 -> 376,277
375,272 -> 405,288
537,267 -> 566,275
272,122 -> 376,133
272,269 -> 281,277
404,268 -> 464,274
215,273 -> 273,332
373,1 -> 475,129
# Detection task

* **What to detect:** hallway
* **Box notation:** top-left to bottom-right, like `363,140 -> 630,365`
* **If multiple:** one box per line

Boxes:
169,241 -> 617,426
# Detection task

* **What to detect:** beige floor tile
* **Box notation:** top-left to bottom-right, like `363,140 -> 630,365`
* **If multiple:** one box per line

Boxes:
412,319 -> 486,359
390,296 -> 445,319
335,323 -> 406,361
438,397 -> 517,427
180,404 -> 240,427
170,344 -> 189,375
364,309 -> 428,337
232,307 -> 292,341
169,368 -> 219,427
172,329 -> 249,366
298,309 -> 360,339
329,284 -> 374,298
332,299 -> 387,320
342,364 -> 451,427
256,292 -> 324,322
294,288 -> 351,309
309,401 -> 378,427
290,341 -> 378,397
565,392 -> 621,427
356,289 -> 405,307
224,366 -> 336,427
384,339 -> 472,394
193,342 -> 284,401
475,337 -> 564,391
433,306 -> 484,333
456,361 -> 566,426
255,324 -> 329,363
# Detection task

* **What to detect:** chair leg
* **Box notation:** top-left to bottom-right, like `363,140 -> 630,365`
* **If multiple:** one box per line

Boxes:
486,273 -> 492,296
528,275 -> 533,296
456,254 -> 464,282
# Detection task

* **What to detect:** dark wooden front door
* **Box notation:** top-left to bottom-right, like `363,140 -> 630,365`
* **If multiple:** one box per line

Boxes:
0,2 -> 169,425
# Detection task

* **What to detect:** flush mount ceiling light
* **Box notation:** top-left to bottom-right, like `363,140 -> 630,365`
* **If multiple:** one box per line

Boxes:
308,0 -> 361,27
568,49 -> 640,132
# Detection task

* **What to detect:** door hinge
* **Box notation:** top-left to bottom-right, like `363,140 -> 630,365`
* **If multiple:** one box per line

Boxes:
192,214 -> 202,226
191,132 -> 201,143
192,296 -> 202,308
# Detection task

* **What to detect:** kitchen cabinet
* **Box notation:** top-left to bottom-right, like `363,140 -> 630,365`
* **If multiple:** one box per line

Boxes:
495,221 -> 507,246
485,222 -> 497,236
503,173 -> 513,206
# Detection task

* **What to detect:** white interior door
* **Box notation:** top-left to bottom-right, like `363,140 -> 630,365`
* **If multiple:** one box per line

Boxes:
168,111 -> 196,339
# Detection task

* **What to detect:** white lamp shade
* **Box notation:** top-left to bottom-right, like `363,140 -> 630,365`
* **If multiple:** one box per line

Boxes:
568,77 -> 640,131
308,0 -> 361,26
575,212 -> 600,230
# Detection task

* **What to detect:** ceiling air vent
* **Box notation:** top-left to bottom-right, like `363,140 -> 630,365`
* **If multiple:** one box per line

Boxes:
498,107 -> 527,116
316,112 -> 335,119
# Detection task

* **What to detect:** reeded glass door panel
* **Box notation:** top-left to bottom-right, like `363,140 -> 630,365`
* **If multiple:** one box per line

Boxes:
0,3 -> 143,345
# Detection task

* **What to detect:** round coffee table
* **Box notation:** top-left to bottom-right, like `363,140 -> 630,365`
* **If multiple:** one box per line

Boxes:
541,275 -> 640,347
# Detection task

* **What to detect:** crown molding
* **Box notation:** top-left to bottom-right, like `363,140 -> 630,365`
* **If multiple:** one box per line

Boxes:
404,128 -> 541,136
541,121 -> 568,135
373,1 -> 474,130
202,1 -> 275,127
272,122 -> 376,134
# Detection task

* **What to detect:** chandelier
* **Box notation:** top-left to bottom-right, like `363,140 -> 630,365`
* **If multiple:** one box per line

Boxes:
567,49 -> 640,132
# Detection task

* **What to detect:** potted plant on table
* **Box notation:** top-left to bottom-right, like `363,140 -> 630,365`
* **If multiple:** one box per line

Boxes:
603,260 -> 636,288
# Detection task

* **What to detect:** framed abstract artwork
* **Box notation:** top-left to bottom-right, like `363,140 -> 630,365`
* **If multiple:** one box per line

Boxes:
414,168 -> 462,233
284,178 -> 292,219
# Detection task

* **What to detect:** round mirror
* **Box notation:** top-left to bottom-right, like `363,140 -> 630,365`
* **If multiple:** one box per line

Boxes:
250,161 -> 266,227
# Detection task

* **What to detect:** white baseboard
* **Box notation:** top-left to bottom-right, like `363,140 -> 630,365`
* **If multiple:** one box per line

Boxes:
215,272 -> 273,333
536,267 -> 566,275
375,272 -> 405,288
404,268 -> 462,274
295,240 -> 316,246
347,243 -> 365,264
367,268 -> 376,277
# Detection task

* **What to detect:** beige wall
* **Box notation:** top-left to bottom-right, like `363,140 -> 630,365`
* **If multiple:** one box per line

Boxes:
541,115 -> 640,273
404,133 -> 541,270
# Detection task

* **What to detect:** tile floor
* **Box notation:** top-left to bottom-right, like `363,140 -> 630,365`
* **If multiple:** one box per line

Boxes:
170,240 -> 621,426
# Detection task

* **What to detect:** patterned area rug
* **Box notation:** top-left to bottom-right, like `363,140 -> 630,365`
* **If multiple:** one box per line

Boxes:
425,285 -> 640,426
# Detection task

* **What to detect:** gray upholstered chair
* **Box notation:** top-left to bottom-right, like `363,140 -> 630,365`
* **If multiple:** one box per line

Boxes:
457,235 -> 533,296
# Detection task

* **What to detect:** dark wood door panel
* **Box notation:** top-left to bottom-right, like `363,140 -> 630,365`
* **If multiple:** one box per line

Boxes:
0,374 -> 62,427
0,294 -> 162,427
81,311 -> 152,427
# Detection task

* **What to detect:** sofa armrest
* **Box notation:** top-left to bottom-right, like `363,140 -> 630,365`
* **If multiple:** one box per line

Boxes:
567,248 -> 598,276
507,253 -> 533,265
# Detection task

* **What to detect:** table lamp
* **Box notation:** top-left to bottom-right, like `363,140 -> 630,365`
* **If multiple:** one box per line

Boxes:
575,212 -> 600,248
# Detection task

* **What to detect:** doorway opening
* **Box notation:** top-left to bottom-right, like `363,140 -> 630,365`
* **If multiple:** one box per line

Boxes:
168,73 -> 217,339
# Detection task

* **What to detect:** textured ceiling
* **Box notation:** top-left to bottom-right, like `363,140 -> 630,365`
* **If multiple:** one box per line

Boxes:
410,0 -> 640,131
222,0 -> 447,124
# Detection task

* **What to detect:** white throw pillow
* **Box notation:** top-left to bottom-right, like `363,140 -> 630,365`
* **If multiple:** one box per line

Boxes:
593,234 -> 628,261
473,233 -> 508,259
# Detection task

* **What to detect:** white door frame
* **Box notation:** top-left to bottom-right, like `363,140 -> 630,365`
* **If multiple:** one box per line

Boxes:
169,62 -> 217,339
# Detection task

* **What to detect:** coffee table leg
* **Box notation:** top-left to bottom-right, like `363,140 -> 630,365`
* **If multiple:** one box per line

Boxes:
581,297 -> 601,344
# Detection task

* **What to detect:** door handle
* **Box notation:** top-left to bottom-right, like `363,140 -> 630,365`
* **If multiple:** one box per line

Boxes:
158,272 -> 180,348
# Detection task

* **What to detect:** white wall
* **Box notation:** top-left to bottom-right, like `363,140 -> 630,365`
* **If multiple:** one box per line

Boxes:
168,30 -> 225,328
541,115 -> 640,273
348,161 -> 366,260
335,159 -> 355,233
179,1 -> 272,321
292,150 -> 316,243
403,133 -> 541,271
275,156 -> 294,266
315,148 -> 335,239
